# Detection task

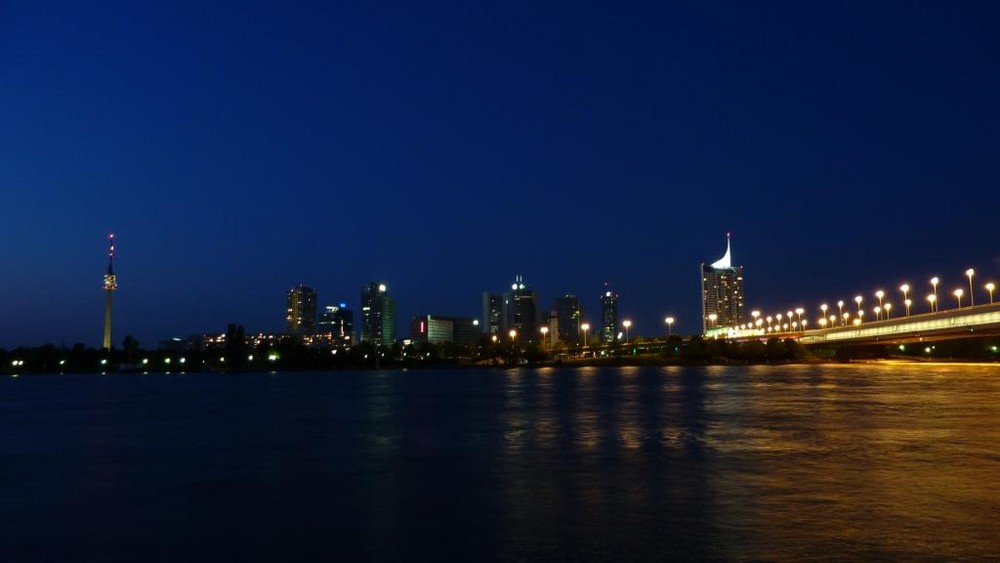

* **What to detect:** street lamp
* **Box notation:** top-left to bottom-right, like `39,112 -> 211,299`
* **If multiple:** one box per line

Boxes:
540,326 -> 549,349
820,303 -> 828,325
829,315 -> 837,327
904,298 -> 912,317
987,282 -> 996,304
775,313 -> 783,331
837,300 -> 845,321
930,277 -> 939,311
622,320 -> 632,342
954,288 -> 964,309
875,290 -> 885,313
751,310 -> 760,326
664,316 -> 675,336
884,302 -> 892,319
509,329 -> 517,342
708,313 -> 718,329
581,323 -> 590,348
854,295 -> 863,315
966,269 -> 975,306
794,308 -> 804,327
927,294 -> 936,312
873,306 -> 881,321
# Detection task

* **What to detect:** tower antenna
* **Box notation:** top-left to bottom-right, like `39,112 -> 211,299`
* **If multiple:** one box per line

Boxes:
103,233 -> 118,350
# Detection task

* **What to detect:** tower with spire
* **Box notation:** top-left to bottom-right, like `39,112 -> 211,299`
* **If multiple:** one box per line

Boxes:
701,233 -> 745,334
102,234 -> 117,350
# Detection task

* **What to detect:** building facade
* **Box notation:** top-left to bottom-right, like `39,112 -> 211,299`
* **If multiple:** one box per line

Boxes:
360,282 -> 396,345
502,275 -> 539,343
409,315 -> 454,344
482,292 -> 503,335
553,294 -> 582,345
600,288 -> 618,343
701,234 -> 745,333
286,284 -> 317,335
318,304 -> 354,346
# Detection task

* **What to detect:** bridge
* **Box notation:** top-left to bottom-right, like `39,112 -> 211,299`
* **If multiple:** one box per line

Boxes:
718,302 -> 1000,346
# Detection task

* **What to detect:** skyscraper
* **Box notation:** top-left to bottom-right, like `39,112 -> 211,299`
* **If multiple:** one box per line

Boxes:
360,282 -> 396,345
701,233 -> 745,333
503,275 -> 539,343
286,284 -> 317,334
553,295 -> 582,345
600,287 -> 618,343
102,234 -> 117,350
482,292 -> 503,335
318,304 -> 354,346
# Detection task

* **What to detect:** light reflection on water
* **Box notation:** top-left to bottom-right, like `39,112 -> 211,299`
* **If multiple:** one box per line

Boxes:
0,364 -> 998,561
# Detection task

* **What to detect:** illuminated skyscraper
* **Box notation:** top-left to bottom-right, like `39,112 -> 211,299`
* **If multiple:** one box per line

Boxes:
286,285 -> 317,334
600,287 -> 618,343
360,282 -> 396,345
701,233 -> 745,333
102,234 -> 117,350
503,275 -> 539,343
318,303 -> 354,346
553,295 -> 582,344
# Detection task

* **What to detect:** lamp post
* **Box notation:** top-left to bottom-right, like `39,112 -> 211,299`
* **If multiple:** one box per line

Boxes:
664,316 -> 675,336
751,310 -> 760,327
854,295 -> 863,317
987,282 -> 996,304
540,326 -> 549,350
837,300 -> 845,322
622,320 -> 632,343
904,298 -> 912,317
581,323 -> 590,349
708,313 -> 718,330
900,284 -> 910,316
875,290 -> 885,314
966,269 -> 975,306
927,293 -> 937,312
930,277 -> 939,311
794,308 -> 804,327
775,313 -> 783,332
820,304 -> 828,326
884,302 -> 892,319
954,288 -> 964,309
873,306 -> 881,321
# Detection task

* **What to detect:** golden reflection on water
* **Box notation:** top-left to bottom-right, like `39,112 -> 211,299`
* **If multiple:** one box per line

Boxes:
496,363 -> 1000,559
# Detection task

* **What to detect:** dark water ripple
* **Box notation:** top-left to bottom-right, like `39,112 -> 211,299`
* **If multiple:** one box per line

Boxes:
1,364 -> 998,561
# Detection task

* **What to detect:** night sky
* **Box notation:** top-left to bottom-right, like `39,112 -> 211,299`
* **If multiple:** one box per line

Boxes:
3,1 -> 999,348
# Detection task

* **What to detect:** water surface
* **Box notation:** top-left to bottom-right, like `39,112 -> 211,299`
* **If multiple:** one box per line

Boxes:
2,364 -> 998,561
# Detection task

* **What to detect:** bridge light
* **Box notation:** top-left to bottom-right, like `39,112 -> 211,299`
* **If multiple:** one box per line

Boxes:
987,282 -> 996,304
854,295 -> 863,314
884,303 -> 892,319
954,288 -> 964,308
927,294 -> 937,312
930,277 -> 940,311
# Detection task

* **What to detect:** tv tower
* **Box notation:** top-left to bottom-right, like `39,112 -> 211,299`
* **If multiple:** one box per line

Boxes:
102,233 -> 117,350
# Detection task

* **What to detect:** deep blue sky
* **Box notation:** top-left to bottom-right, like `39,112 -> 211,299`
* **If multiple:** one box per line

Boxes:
3,1 -> 999,348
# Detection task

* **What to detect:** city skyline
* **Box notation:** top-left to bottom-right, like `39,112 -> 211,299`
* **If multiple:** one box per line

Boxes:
3,2 -> 999,348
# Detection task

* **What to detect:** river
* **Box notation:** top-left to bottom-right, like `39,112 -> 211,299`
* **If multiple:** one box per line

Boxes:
1,363 -> 998,561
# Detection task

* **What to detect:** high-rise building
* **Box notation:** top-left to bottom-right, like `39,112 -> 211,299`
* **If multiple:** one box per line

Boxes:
102,234 -> 117,350
600,287 -> 618,343
503,275 -> 539,343
701,233 -> 745,333
409,315 -> 454,344
360,282 -> 396,345
286,285 -> 317,334
482,292 -> 503,335
318,304 -> 354,346
553,295 -> 582,344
